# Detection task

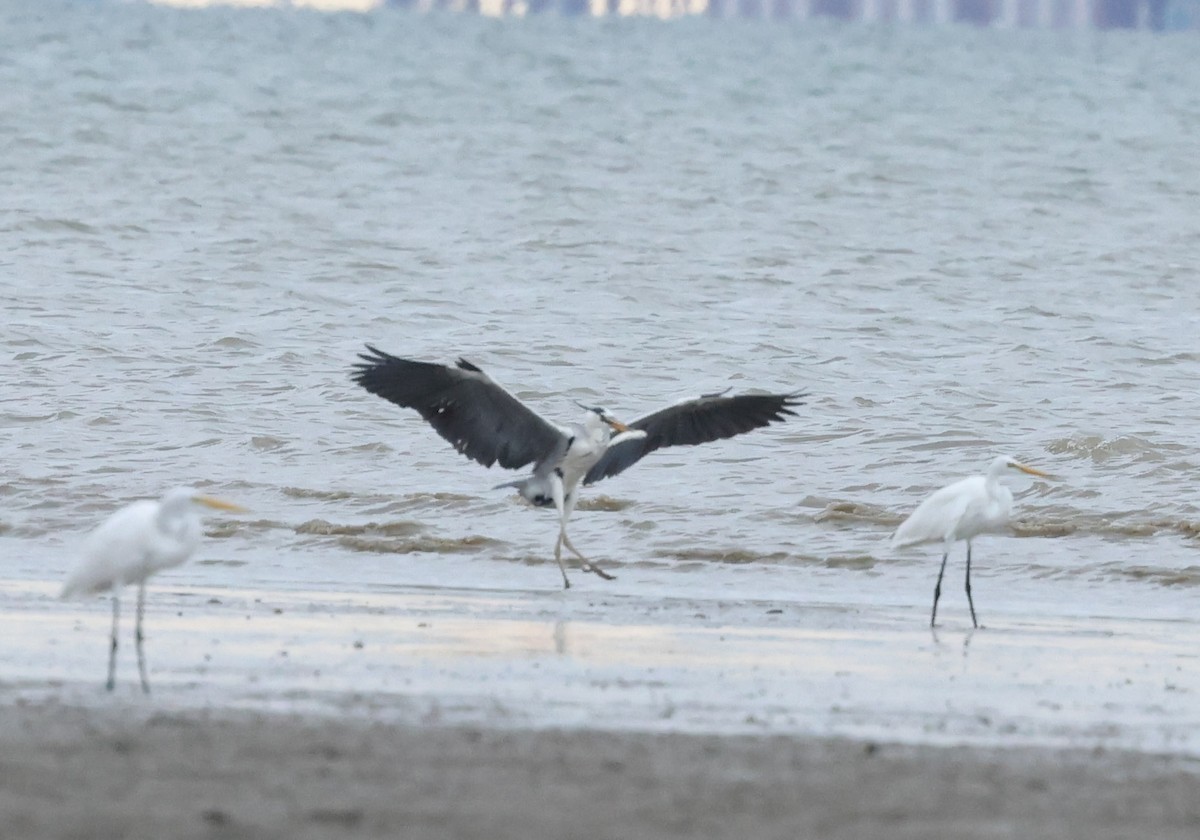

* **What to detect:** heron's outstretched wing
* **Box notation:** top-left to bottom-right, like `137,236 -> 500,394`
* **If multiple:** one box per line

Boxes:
583,391 -> 806,485
351,345 -> 566,471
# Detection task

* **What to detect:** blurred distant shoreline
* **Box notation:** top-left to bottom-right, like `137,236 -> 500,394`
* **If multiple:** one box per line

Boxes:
129,0 -> 1200,30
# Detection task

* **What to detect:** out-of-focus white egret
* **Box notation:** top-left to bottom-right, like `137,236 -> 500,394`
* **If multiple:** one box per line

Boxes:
891,455 -> 1051,628
61,487 -> 246,693
351,346 -> 804,588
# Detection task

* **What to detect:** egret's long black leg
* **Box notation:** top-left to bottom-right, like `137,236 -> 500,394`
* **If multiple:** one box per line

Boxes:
964,543 -> 979,629
135,581 -> 151,694
106,594 -> 120,692
931,551 -> 949,628
561,532 -> 615,581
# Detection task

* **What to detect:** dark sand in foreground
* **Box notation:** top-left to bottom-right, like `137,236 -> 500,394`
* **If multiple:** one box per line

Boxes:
2,703 -> 1198,840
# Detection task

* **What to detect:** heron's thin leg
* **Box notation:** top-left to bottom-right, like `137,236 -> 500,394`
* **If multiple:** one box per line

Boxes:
557,479 -> 614,582
561,532 -> 615,581
931,551 -> 949,628
550,474 -> 572,589
106,593 -> 120,692
135,581 -> 151,694
553,531 -> 571,589
549,474 -> 614,584
964,543 -> 979,629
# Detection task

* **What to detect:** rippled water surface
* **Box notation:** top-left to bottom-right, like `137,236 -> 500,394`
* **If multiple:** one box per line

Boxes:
2,2 -> 1199,743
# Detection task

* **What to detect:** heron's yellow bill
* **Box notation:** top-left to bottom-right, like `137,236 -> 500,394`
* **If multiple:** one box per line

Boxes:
606,418 -> 630,433
1013,462 -> 1051,479
194,495 -> 248,513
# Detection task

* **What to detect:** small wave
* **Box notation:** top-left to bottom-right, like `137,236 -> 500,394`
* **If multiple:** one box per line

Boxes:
657,548 -> 791,565
337,535 -> 503,555
812,497 -> 1200,542
317,132 -> 387,147
1095,563 -> 1200,588
295,519 -> 423,537
1,412 -> 58,424
397,492 -> 477,506
345,261 -> 401,272
814,501 -> 904,527
576,495 -> 633,512
1133,352 -> 1200,366
1014,514 -> 1200,540
654,548 -> 878,570
336,443 -> 394,455
818,554 -> 878,570
204,520 -> 275,538
204,519 -> 297,538
1045,434 -> 1184,463
27,217 -> 98,235
282,487 -> 357,501
211,336 -> 259,349
1010,520 -> 1078,538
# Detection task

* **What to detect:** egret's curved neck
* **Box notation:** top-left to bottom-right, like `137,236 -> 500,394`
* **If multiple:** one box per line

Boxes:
985,461 -> 1011,484
156,495 -> 192,531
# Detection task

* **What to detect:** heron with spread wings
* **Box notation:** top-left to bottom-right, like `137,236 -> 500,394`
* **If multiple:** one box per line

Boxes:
351,346 -> 804,587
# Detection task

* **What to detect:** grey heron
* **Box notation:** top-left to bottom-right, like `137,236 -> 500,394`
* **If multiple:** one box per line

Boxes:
351,345 -> 805,587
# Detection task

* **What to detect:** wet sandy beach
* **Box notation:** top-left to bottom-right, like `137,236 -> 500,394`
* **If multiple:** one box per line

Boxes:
4,576 -> 1200,838
4,701 -> 1199,840
4,577 -> 1199,750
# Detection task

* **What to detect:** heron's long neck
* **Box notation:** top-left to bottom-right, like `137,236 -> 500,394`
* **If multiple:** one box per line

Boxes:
583,416 -> 611,446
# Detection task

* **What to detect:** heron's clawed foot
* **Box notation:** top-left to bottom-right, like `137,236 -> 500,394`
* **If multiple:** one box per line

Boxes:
555,563 -> 611,586
583,562 -> 616,581
559,532 -> 615,581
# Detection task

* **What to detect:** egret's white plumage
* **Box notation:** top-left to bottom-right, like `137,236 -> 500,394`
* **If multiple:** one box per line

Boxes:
892,455 -> 1050,628
61,487 -> 245,692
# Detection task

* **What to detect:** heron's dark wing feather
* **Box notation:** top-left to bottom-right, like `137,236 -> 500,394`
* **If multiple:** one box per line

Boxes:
583,392 -> 806,485
582,434 -> 648,485
351,345 -> 565,470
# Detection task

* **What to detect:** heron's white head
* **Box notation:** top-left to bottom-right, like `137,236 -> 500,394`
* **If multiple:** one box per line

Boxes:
988,455 -> 1051,480
576,403 -> 629,435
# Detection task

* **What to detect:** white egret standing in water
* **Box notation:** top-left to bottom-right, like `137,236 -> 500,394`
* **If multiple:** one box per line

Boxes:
891,455 -> 1050,628
351,346 -> 805,588
61,487 -> 246,693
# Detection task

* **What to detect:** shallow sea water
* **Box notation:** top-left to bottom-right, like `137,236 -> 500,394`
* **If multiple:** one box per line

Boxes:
2,2 -> 1199,750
